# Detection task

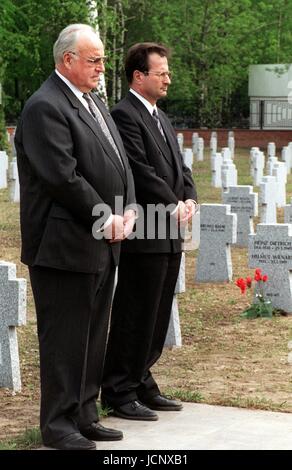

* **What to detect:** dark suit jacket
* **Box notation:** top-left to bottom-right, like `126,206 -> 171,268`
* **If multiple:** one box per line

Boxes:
111,91 -> 197,253
15,72 -> 135,272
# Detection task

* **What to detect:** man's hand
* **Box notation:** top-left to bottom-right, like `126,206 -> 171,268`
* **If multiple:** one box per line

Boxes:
123,209 -> 136,239
104,215 -> 124,243
173,201 -> 188,226
184,199 -> 198,219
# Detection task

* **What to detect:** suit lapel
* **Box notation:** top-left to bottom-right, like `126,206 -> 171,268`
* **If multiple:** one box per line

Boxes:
158,110 -> 181,176
127,92 -> 174,168
51,73 -> 126,183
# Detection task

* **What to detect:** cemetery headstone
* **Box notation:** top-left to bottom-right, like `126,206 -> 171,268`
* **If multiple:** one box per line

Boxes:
253,150 -> 265,186
164,297 -> 182,348
211,152 -> 222,188
249,224 -> 292,313
196,204 -> 237,282
9,158 -> 20,203
222,185 -> 258,247
177,133 -> 184,153
192,132 -> 199,156
259,176 -> 277,223
272,162 -> 287,208
0,262 -> 26,391
183,148 -> 193,171
197,137 -> 204,161
284,197 -> 292,223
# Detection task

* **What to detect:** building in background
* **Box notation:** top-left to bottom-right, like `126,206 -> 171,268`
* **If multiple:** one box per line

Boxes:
249,64 -> 292,130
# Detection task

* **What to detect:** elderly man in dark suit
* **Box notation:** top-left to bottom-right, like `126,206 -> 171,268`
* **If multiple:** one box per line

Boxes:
15,24 -> 136,450
102,43 -> 197,420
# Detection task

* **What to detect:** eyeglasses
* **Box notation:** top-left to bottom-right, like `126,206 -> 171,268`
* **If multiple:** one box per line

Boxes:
143,71 -> 172,80
68,51 -> 107,66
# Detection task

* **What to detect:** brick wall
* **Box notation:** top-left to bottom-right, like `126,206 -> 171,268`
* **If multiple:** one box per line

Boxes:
176,129 -> 292,149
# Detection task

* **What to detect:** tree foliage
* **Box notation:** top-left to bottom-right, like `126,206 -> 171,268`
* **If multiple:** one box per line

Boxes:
2,0 -> 292,127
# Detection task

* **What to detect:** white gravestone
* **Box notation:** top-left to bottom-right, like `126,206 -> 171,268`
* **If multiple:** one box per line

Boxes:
164,297 -> 182,348
284,197 -> 292,223
0,152 -> 8,189
197,137 -> 204,161
288,142 -> 292,171
210,135 -> 217,154
250,147 -> 260,177
211,152 -> 222,188
253,151 -> 265,187
183,148 -> 193,171
184,210 -> 200,251
281,146 -> 291,174
177,133 -> 184,153
9,158 -> 20,203
249,224 -> 292,313
272,162 -> 287,208
196,204 -> 237,282
228,136 -> 235,159
164,253 -> 185,348
221,154 -> 238,192
259,176 -> 277,223
0,262 -> 27,391
267,142 -> 276,158
174,252 -> 185,294
192,132 -> 199,156
267,155 -> 278,176
222,185 -> 258,247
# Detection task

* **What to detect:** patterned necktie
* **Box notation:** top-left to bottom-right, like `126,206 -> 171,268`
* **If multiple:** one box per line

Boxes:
83,93 -> 124,169
152,109 -> 166,142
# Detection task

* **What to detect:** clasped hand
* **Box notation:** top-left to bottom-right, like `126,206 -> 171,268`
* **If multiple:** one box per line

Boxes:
104,209 -> 136,243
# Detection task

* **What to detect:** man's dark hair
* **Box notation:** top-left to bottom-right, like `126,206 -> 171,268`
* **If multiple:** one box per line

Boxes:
125,42 -> 170,84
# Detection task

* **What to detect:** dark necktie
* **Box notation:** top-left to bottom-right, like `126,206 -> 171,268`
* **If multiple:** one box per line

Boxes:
152,109 -> 166,142
82,93 -> 124,169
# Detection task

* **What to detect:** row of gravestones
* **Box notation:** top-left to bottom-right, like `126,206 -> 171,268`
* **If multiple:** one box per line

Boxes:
178,131 -> 235,169
196,203 -> 292,314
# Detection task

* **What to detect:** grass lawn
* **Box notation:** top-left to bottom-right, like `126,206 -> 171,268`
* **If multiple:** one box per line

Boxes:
1,146 -> 292,449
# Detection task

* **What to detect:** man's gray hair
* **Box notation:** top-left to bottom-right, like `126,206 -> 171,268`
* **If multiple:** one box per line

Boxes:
53,24 -> 97,64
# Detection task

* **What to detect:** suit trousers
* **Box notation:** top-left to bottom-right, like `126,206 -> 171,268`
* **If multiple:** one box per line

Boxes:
29,248 -> 115,445
102,251 -> 182,406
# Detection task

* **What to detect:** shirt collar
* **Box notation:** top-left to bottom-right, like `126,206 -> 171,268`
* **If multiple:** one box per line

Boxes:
55,69 -> 84,101
129,88 -> 158,116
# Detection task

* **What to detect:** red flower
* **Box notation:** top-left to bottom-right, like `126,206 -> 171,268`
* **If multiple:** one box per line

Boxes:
262,275 -> 268,282
254,269 -> 262,281
236,278 -> 247,294
246,276 -> 252,288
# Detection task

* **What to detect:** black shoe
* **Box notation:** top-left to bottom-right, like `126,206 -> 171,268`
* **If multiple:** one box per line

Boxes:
143,394 -> 183,411
80,422 -> 123,441
47,432 -> 96,450
111,400 -> 159,421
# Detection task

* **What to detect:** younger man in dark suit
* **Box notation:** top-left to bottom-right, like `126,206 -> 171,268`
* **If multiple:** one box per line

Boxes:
15,24 -> 136,450
102,43 -> 197,420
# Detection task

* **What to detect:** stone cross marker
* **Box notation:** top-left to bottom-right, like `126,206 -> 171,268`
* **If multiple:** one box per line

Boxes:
249,224 -> 292,313
192,132 -> 199,156
196,204 -> 237,282
252,150 -> 265,187
259,176 -> 277,223
211,152 -> 222,188
177,133 -> 184,152
0,262 -> 26,391
197,137 -> 204,161
272,162 -> 287,208
183,148 -> 193,171
164,253 -> 185,348
9,157 -> 20,203
222,185 -> 258,247
284,197 -> 292,223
